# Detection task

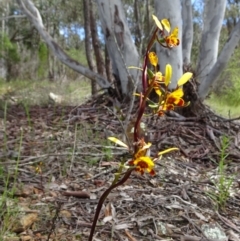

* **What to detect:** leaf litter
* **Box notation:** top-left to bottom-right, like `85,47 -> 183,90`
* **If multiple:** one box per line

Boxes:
0,94 -> 239,241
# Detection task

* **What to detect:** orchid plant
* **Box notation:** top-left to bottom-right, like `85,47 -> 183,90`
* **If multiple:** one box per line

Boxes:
88,15 -> 193,241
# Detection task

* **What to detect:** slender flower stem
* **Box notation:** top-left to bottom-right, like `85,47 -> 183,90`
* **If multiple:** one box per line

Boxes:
88,16 -> 187,241
134,28 -> 159,144
88,169 -> 133,241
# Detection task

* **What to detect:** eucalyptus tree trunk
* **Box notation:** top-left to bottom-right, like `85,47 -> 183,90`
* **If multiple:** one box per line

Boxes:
96,0 -> 140,98
182,0 -> 193,65
198,19 -> 240,100
196,0 -> 227,98
154,0 -> 183,88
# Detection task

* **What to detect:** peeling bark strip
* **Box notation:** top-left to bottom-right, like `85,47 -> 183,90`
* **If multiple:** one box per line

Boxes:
17,0 -> 110,89
114,5 -> 124,48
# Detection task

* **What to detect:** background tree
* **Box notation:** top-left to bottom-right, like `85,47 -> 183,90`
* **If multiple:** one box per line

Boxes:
16,0 -> 110,89
182,0 -> 193,66
196,0 -> 227,99
1,0 -> 239,107
95,0 -> 140,98
83,0 -> 97,94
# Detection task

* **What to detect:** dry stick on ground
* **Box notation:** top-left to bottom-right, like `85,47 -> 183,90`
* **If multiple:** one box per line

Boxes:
124,229 -> 138,241
69,123 -> 77,173
180,213 -> 211,241
215,211 -> 240,233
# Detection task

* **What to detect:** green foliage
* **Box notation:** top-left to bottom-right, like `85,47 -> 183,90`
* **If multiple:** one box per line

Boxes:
38,42 -> 48,62
205,45 -> 240,114
67,47 -> 88,66
0,129 -> 22,237
208,136 -> 234,210
221,75 -> 240,106
37,42 -> 49,79
205,94 -> 240,118
0,33 -> 20,63
103,146 -> 113,161
211,43 -> 240,107
0,78 -> 91,106
23,101 -> 32,127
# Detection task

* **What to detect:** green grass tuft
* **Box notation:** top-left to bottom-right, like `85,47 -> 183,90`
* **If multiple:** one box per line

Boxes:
0,78 -> 91,106
205,94 -> 240,118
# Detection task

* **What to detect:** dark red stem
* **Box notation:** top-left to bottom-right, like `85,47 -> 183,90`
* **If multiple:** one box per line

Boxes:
88,169 -> 133,241
134,28 -> 159,144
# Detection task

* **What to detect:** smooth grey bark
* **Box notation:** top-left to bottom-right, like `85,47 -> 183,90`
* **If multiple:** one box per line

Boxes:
154,0 -> 183,88
16,0 -> 110,89
198,19 -> 240,100
182,0 -> 193,65
96,0 -> 140,97
196,0 -> 227,86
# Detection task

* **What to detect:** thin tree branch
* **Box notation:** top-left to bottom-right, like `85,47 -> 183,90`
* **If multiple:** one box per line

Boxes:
16,0 -> 110,89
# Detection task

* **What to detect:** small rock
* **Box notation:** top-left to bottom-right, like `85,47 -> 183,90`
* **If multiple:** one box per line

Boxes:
49,92 -> 63,104
3,236 -> 20,241
201,223 -> 227,241
12,213 -> 38,233
20,235 -> 33,241
60,210 -> 71,218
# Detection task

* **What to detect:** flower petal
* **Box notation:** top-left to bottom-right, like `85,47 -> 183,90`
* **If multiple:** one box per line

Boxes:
165,104 -> 174,110
148,52 -> 158,67
149,169 -> 156,176
170,88 -> 184,98
152,15 -> 163,30
177,72 -> 192,86
142,142 -> 152,150
174,98 -> 185,106
165,64 -> 172,86
166,35 -> 180,47
108,137 -> 129,149
172,27 -> 179,38
139,156 -> 154,167
154,87 -> 162,96
134,142 -> 151,159
161,19 -> 171,33
158,147 -> 179,156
